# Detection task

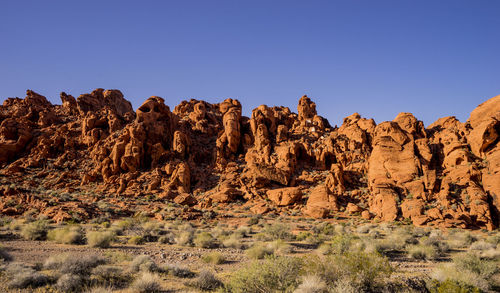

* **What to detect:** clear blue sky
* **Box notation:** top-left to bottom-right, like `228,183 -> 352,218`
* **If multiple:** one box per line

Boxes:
1,0 -> 500,126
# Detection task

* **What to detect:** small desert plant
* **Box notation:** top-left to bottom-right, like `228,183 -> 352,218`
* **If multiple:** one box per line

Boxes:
129,255 -> 159,273
91,265 -> 130,287
428,279 -> 481,293
157,233 -> 175,244
5,263 -> 48,289
21,220 -> 49,240
469,240 -> 496,251
130,272 -> 162,293
246,242 -> 275,259
303,251 -> 393,291
175,231 -> 193,246
187,270 -> 222,291
356,224 -> 372,234
44,253 -> 106,276
263,223 -> 293,240
0,246 -> 12,261
431,253 -> 499,291
87,231 -> 115,248
201,251 -> 226,265
47,225 -> 85,244
222,234 -> 245,249
329,234 -> 354,254
227,255 -> 303,293
293,275 -> 327,293
162,263 -> 194,278
407,244 -> 437,260
128,235 -> 145,245
268,239 -> 293,255
194,232 -> 216,248
56,273 -> 83,292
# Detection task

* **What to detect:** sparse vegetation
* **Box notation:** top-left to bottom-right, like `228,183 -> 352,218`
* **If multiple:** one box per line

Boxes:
87,231 -> 115,248
47,225 -> 84,244
21,220 -> 49,240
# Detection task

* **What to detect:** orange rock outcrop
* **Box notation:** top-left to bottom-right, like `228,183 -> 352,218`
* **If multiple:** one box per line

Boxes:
1,90 -> 499,229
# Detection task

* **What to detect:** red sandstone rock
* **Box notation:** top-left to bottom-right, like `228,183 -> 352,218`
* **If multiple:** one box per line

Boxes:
0,89 -> 498,229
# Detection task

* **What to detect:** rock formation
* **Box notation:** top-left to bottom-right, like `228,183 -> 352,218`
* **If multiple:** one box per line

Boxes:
0,89 -> 499,229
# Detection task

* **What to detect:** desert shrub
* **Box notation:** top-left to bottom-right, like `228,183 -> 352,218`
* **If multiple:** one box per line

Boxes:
247,215 -> 261,226
316,243 -> 333,255
85,286 -> 114,293
222,234 -> 245,249
157,233 -> 175,244
356,224 -> 372,234
296,231 -> 312,242
246,242 -> 275,259
194,232 -> 216,248
8,219 -> 23,231
329,234 -> 354,254
431,253 -> 499,291
128,235 -> 145,245
47,225 -> 85,244
469,240 -> 496,251
268,239 -> 293,255
130,272 -> 162,293
421,236 -> 449,255
263,223 -> 293,240
56,273 -> 83,292
235,226 -> 251,238
447,231 -> 477,249
428,279 -> 481,293
226,255 -> 303,293
293,275 -> 327,293
129,255 -> 158,273
44,253 -> 105,276
364,238 -> 401,255
311,222 -> 336,236
0,246 -> 12,261
91,265 -> 130,287
104,251 -> 133,263
187,270 -> 222,291
5,263 -> 48,289
162,263 -> 194,278
87,231 -> 115,248
201,251 -> 226,265
408,244 -> 438,260
175,231 -> 193,246
304,251 -> 392,291
21,220 -> 49,240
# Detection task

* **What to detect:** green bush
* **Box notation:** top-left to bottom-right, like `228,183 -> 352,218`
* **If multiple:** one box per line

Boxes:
130,272 -> 162,293
194,232 -> 216,248
304,251 -> 393,291
56,273 -> 83,292
226,255 -> 303,293
201,251 -> 226,265
21,220 -> 49,240
246,242 -> 275,259
294,275 -> 327,293
87,231 -> 115,248
5,263 -> 48,289
428,279 -> 481,293
128,236 -> 145,245
408,244 -> 438,260
47,225 -> 85,244
263,223 -> 293,240
431,253 -> 499,291
44,253 -> 106,276
129,255 -> 159,273
187,270 -> 222,291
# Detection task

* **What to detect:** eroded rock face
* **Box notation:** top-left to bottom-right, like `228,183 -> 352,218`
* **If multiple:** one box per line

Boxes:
0,89 -> 499,229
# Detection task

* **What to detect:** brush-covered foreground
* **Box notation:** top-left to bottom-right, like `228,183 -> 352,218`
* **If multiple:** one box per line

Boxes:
0,215 -> 499,293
